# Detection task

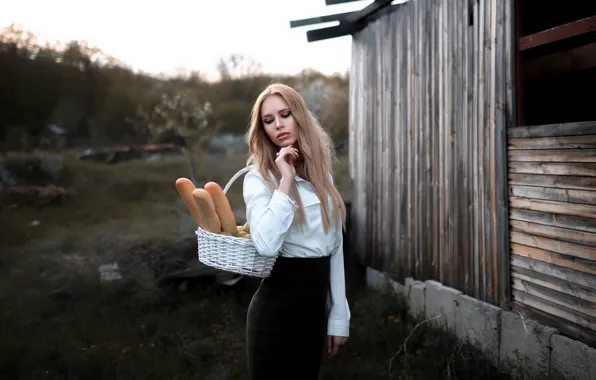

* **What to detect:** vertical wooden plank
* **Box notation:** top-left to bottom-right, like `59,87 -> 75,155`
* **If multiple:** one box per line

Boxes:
380,20 -> 384,271
461,0 -> 470,296
438,0 -> 445,284
446,0 -> 453,285
399,8 -> 409,280
497,0 -> 512,308
403,5 -> 416,276
364,28 -> 373,271
440,0 -> 447,284
368,25 -> 375,269
410,1 -> 417,278
419,0 -> 426,280
477,0 -> 486,301
374,22 -> 382,271
455,0 -> 464,293
395,9 -> 404,281
430,0 -> 440,281
487,0 -> 498,305
445,0 -> 452,285
382,18 -> 391,273
388,10 -> 398,278
376,20 -> 380,270
372,23 -> 378,269
466,0 -> 474,297
447,0 -> 454,287
472,0 -> 480,298
413,0 -> 421,278
483,0 -> 493,304
380,17 -> 386,273
452,0 -> 461,289
424,0 -> 432,281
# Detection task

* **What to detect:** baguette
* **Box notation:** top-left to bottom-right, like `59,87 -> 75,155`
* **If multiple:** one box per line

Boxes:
192,188 -> 222,233
175,178 -> 203,226
204,182 -> 237,234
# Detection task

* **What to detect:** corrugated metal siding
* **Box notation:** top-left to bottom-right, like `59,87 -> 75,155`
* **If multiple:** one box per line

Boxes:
507,121 -> 596,346
349,0 -> 514,306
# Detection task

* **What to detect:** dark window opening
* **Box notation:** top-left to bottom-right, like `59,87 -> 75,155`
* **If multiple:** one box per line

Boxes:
516,0 -> 596,126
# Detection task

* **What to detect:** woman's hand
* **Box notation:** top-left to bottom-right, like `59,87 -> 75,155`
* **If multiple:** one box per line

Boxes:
328,335 -> 348,357
275,145 -> 299,180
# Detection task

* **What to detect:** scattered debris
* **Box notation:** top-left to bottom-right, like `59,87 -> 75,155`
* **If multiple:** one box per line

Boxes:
157,262 -> 245,289
0,153 -> 63,188
118,238 -> 245,291
78,143 -> 182,164
0,184 -> 75,210
99,262 -> 122,283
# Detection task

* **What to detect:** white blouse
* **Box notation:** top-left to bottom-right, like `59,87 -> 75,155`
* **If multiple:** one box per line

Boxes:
242,166 -> 351,337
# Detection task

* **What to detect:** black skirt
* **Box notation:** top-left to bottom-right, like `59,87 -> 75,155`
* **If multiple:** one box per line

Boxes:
246,255 -> 331,380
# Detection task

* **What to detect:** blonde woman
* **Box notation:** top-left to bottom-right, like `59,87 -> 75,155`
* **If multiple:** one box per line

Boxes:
243,83 -> 350,379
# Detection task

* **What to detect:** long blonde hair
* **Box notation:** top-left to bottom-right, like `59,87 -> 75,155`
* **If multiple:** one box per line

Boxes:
246,83 -> 346,233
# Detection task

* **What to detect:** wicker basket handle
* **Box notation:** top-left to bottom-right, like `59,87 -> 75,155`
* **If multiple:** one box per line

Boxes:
223,166 -> 252,195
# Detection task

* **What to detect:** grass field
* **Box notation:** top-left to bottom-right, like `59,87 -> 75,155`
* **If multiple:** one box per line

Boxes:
0,152 -> 550,379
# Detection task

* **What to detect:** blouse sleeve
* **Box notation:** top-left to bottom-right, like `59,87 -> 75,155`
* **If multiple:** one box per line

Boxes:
243,170 -> 297,257
327,223 -> 351,337
327,173 -> 351,337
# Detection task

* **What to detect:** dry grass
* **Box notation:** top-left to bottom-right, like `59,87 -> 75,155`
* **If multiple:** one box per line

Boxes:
0,152 -> 550,379
0,152 -> 351,255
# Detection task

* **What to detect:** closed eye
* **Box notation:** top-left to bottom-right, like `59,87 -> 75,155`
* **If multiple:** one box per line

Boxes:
263,110 -> 291,124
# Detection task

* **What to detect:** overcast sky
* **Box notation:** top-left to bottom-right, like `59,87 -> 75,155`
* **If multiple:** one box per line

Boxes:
1,0 -> 379,79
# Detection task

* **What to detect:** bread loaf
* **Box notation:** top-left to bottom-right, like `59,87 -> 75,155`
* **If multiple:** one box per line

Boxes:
192,188 -> 222,233
175,178 -> 203,226
204,182 -> 237,235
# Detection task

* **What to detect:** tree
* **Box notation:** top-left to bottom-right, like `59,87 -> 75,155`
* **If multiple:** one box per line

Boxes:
216,54 -> 263,81
130,87 -> 219,184
321,81 -> 349,140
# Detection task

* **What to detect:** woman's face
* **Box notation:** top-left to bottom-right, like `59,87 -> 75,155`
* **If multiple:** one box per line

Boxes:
260,94 -> 297,148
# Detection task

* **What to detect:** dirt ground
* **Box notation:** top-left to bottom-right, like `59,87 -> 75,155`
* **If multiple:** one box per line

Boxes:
0,152 -> 550,379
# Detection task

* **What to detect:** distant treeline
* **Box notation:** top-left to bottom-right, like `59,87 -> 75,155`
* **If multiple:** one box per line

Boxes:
0,24 -> 349,152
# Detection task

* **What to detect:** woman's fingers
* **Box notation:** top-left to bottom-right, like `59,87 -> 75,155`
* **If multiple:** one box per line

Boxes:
328,335 -> 348,357
276,146 -> 299,163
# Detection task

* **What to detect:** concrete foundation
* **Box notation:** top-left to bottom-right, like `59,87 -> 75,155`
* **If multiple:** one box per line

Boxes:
365,267 -> 596,380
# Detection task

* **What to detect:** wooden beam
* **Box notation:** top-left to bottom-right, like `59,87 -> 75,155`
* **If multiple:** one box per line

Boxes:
304,0 -> 395,42
519,15 -> 596,51
306,22 -> 364,42
344,0 -> 394,23
289,11 -> 353,28
325,0 -> 365,5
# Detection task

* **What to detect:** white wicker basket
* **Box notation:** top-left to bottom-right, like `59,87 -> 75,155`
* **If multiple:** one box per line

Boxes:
195,167 -> 277,278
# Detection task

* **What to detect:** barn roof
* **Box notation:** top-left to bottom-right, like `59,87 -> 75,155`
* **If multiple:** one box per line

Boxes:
289,0 -> 404,42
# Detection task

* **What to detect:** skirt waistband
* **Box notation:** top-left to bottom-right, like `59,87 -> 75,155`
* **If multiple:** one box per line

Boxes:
264,255 -> 330,285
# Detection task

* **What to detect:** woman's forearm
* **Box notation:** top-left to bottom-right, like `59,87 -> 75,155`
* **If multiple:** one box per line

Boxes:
278,176 -> 293,196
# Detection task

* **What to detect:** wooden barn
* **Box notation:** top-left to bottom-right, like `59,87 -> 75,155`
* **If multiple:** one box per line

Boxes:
292,0 -> 596,350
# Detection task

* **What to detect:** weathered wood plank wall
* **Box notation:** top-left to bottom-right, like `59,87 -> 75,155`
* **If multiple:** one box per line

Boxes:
508,120 -> 596,346
349,0 -> 514,306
